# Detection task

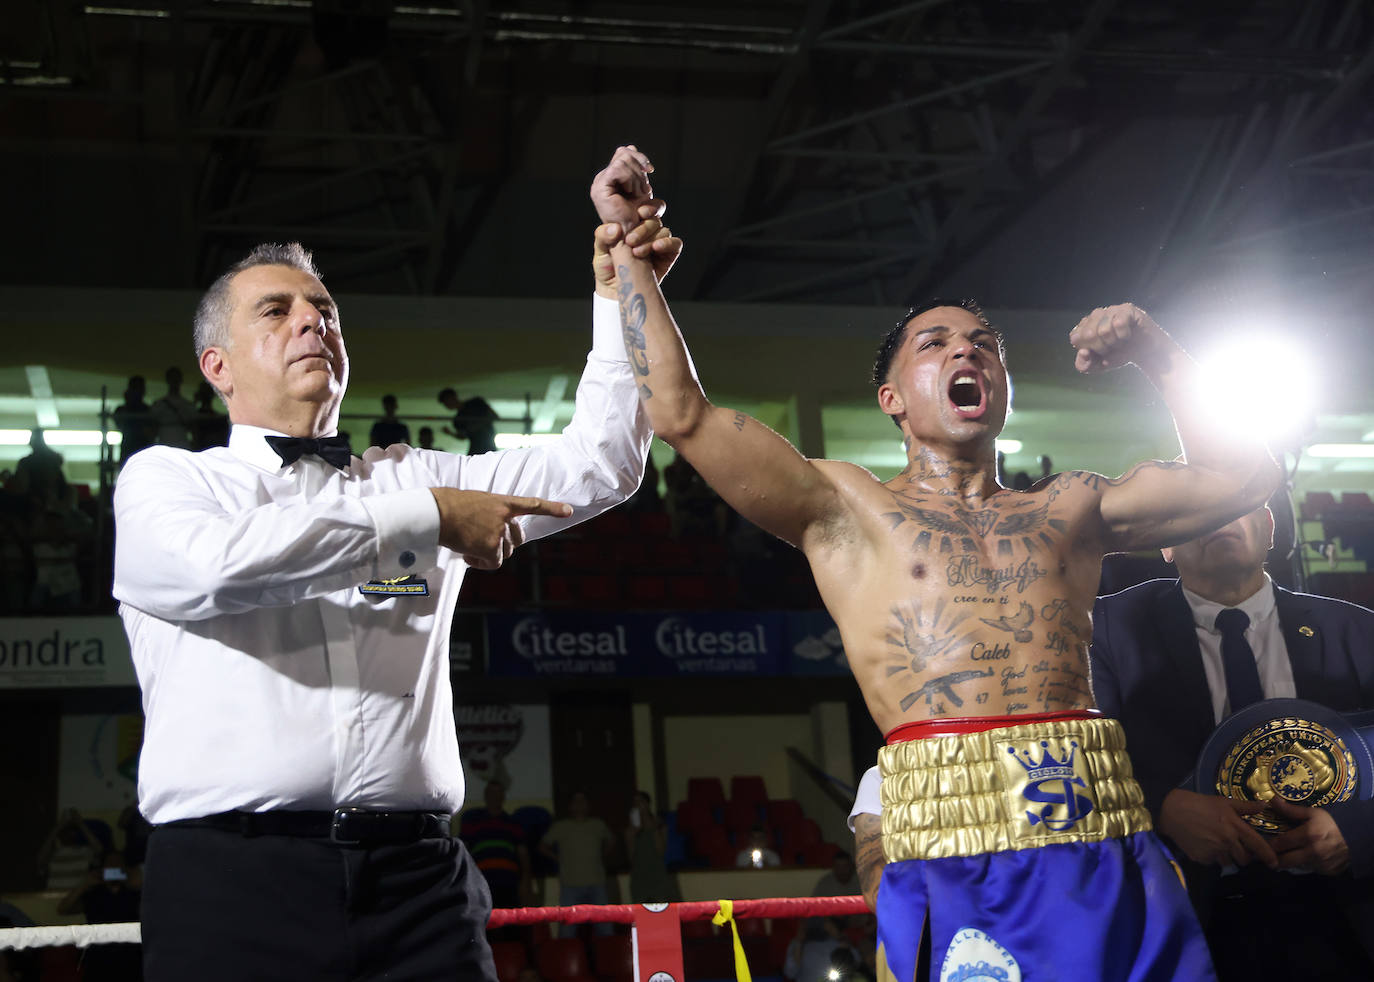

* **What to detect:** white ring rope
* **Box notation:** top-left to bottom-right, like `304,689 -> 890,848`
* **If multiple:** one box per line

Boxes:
0,922 -> 141,951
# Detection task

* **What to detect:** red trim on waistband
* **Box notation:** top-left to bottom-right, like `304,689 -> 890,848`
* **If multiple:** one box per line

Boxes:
884,709 -> 1103,744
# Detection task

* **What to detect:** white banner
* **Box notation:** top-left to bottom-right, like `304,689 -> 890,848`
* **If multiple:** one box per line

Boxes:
59,713 -> 143,811
0,616 -> 135,688
456,703 -> 552,806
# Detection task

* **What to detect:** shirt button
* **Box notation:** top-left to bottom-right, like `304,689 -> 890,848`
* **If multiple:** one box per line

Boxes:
399,550 -> 416,569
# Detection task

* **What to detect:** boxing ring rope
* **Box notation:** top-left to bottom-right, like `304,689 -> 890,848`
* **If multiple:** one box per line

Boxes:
0,922 -> 143,951
1,894 -> 869,982
488,894 -> 868,926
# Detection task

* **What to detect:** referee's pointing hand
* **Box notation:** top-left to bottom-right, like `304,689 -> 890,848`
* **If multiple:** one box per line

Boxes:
429,488 -> 573,569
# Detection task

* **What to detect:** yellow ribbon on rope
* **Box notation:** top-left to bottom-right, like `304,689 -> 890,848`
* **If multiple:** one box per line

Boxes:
711,899 -> 752,982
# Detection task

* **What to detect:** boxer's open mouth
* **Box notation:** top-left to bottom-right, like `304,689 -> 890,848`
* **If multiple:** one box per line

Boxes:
949,371 -> 986,418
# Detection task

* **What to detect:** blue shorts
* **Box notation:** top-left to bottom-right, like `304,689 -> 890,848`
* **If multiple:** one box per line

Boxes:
875,712 -> 1215,982
877,833 -> 1214,982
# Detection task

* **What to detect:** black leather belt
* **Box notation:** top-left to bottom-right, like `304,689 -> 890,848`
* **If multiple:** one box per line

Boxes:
167,807 -> 452,845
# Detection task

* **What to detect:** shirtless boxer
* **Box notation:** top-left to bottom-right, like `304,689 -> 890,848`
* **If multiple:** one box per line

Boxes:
595,146 -> 1280,981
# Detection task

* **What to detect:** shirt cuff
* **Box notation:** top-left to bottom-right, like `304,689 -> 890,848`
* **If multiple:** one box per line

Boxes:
361,487 -> 440,578
591,292 -> 624,361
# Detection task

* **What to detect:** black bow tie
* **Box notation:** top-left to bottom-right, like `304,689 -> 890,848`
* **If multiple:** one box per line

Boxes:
264,435 -> 353,470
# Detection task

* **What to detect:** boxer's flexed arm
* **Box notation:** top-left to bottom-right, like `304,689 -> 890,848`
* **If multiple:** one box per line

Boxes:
604,221 -> 851,548
588,146 -> 855,550
1069,304 -> 1280,552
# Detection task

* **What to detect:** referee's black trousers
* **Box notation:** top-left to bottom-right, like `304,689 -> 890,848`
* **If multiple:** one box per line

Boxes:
141,824 -> 497,981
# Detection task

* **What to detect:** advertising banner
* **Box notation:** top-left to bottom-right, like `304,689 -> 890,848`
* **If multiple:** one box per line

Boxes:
0,616 -> 136,688
486,611 -> 784,677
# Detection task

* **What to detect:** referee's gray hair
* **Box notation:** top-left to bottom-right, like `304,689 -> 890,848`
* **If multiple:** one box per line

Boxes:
193,242 -> 322,357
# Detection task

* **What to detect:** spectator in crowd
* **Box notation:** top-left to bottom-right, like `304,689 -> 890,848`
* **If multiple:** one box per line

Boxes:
812,850 -> 860,898
11,429 -> 68,510
369,394 -> 411,449
10,435 -> 92,613
150,366 -> 196,449
784,920 -> 860,982
735,826 -> 781,869
458,780 -> 532,911
539,791 -> 615,937
625,790 -> 676,903
848,770 -> 927,978
112,376 -> 154,465
439,388 -> 499,454
847,935 -> 881,982
37,809 -> 105,891
57,850 -> 143,981
417,426 -> 436,450
191,380 -> 230,450
27,496 -> 91,612
808,849 -> 867,937
848,767 -> 882,913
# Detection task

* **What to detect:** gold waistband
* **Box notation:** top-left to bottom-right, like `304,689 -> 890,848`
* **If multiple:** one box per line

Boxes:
879,715 -> 1151,862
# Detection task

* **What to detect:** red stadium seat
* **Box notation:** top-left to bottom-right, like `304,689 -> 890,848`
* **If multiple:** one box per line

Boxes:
632,511 -> 672,537
742,936 -> 774,976
535,938 -> 592,982
628,575 -> 669,606
686,777 -> 727,809
692,823 -> 736,867
723,799 -> 764,840
592,934 -> 635,982
730,775 -> 769,807
1301,491 -> 1338,520
580,574 -> 620,607
676,798 -> 715,833
684,936 -> 737,979
667,573 -> 713,607
39,946 -> 82,982
767,799 -> 803,827
594,511 -> 634,536
704,840 -> 738,869
777,818 -> 821,863
768,919 -> 799,968
543,574 -> 575,605
681,918 -> 716,939
804,841 -> 841,866
1341,491 -> 1374,512
491,941 -> 528,982
735,916 -> 768,937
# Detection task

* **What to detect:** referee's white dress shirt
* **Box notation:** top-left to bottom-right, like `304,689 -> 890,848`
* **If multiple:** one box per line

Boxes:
113,294 -> 649,824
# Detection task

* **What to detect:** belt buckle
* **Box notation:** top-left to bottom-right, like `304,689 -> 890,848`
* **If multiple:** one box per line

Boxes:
330,807 -> 368,844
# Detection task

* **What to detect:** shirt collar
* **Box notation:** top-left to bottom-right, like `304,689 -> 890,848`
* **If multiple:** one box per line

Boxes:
1180,572 -> 1276,633
228,423 -> 339,473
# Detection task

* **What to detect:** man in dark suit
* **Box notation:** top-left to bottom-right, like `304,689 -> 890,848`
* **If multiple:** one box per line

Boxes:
1091,504 -> 1374,980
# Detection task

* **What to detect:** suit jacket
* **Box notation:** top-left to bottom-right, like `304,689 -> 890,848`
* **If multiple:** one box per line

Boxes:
1090,578 -> 1374,926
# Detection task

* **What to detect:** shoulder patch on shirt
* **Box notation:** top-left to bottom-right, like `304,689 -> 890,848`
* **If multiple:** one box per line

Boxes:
359,575 -> 429,598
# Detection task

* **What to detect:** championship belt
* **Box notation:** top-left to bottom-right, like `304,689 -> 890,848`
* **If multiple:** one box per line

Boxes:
1193,698 -> 1374,833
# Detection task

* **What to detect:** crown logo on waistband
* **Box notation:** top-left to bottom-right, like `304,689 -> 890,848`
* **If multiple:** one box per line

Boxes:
1007,740 -> 1078,781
